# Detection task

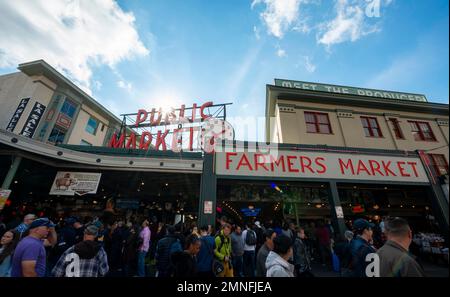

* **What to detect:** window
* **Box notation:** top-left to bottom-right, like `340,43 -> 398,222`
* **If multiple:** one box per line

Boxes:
409,121 -> 436,141
60,100 -> 77,118
389,118 -> 404,139
304,112 -> 332,134
428,154 -> 448,176
85,117 -> 98,135
361,117 -> 382,137
80,139 -> 92,146
48,127 -> 66,144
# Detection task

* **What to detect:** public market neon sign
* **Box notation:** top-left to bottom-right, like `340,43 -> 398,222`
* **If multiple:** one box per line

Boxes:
108,101 -> 217,151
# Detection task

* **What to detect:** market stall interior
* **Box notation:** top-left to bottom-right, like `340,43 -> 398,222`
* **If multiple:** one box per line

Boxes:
0,154 -> 201,228
217,179 -> 331,226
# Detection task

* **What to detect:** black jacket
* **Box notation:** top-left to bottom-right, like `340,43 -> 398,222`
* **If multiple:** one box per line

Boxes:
170,251 -> 197,277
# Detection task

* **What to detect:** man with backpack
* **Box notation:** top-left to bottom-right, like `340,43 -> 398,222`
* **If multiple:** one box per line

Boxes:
197,225 -> 215,277
155,225 -> 183,277
242,223 -> 257,277
214,223 -> 233,277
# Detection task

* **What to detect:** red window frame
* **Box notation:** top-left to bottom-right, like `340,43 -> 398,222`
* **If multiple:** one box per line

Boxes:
389,118 -> 404,139
409,121 -> 436,141
360,116 -> 383,138
428,154 -> 449,176
304,112 -> 332,134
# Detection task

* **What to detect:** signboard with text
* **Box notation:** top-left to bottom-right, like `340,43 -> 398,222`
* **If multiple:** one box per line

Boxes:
20,102 -> 46,138
275,79 -> 427,102
0,189 -> 11,211
6,98 -> 30,132
49,172 -> 102,196
215,150 -> 430,183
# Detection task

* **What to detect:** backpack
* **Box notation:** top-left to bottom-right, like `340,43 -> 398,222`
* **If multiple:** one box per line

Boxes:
245,229 -> 257,246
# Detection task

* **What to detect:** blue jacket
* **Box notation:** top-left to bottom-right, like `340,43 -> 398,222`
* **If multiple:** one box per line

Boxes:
349,236 -> 376,277
197,235 -> 215,272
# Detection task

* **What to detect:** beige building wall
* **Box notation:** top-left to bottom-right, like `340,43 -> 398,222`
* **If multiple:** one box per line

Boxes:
275,99 -> 449,162
67,103 -> 109,146
0,72 -> 56,135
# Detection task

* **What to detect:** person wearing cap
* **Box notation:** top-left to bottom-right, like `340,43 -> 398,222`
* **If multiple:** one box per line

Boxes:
52,224 -> 109,277
376,217 -> 425,277
11,218 -> 55,277
347,218 -> 376,277
15,214 -> 37,239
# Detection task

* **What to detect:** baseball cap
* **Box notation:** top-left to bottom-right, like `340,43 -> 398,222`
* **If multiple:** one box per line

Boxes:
29,218 -> 55,229
84,224 -> 99,237
353,219 -> 375,231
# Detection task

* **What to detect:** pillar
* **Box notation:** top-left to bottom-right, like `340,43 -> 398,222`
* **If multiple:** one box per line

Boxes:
198,152 -> 217,228
328,181 -> 347,237
1,156 -> 23,189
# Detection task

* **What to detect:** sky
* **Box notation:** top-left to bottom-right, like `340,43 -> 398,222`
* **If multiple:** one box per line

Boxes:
0,0 -> 448,142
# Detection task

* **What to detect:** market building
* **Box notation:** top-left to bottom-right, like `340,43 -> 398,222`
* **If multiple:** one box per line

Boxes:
0,61 -> 449,257
200,79 -> 449,250
0,60 -> 205,227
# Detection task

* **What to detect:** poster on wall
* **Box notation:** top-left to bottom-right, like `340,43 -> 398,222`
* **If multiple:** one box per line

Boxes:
20,102 -> 46,138
204,201 -> 213,214
49,172 -> 102,196
6,98 -> 30,132
335,206 -> 344,219
0,189 -> 11,211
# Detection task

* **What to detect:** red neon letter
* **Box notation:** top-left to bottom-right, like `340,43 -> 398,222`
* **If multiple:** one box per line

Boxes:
139,132 -> 152,150
397,161 -> 410,177
135,109 -> 148,127
287,156 -> 299,172
369,160 -> 384,176
270,155 -> 286,172
108,132 -> 125,148
155,130 -> 169,150
254,154 -> 269,171
150,108 -> 162,126
226,152 -> 237,170
356,160 -> 371,175
300,156 -> 314,173
408,162 -> 419,177
381,161 -> 397,176
200,101 -> 213,120
125,132 -> 137,150
315,157 -> 327,174
339,159 -> 355,175
236,154 -> 253,171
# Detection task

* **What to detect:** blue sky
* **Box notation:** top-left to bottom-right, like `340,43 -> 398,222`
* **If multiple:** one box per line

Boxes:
0,0 -> 448,141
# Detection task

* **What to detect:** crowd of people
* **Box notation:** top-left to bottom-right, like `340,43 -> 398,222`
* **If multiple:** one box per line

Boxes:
0,208 -> 428,278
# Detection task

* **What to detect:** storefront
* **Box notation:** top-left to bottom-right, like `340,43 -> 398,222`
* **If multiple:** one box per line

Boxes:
0,129 -> 203,228
198,142 -> 449,247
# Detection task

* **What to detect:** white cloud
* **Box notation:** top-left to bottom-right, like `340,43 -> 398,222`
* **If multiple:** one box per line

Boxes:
252,0 -> 304,38
303,56 -> 316,72
317,0 -> 381,47
117,80 -> 132,92
253,26 -> 261,40
0,0 -> 149,91
276,48 -> 286,57
93,80 -> 102,91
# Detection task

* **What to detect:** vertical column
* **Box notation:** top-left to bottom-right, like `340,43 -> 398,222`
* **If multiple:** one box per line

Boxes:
1,156 -> 23,189
328,181 -> 347,237
198,152 -> 217,228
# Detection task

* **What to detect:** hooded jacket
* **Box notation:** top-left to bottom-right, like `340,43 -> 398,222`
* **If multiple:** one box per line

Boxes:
52,240 -> 109,277
265,251 -> 294,277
